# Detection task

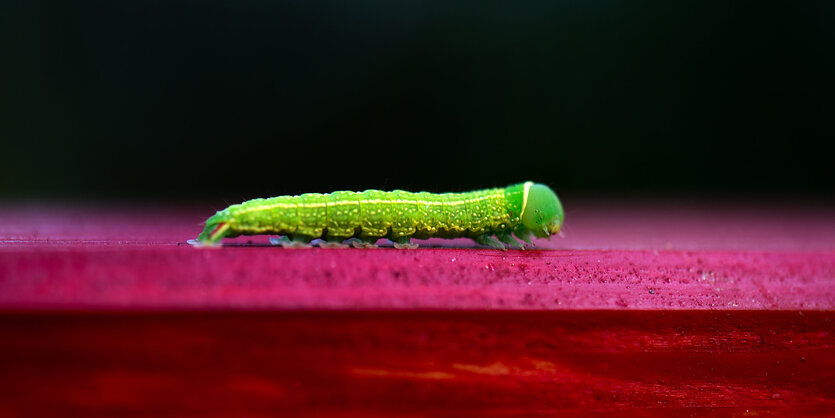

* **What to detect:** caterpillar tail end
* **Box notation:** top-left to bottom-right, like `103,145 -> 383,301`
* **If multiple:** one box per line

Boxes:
191,217 -> 231,247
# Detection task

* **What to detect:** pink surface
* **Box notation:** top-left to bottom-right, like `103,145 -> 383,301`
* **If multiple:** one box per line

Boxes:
1,201 -> 833,310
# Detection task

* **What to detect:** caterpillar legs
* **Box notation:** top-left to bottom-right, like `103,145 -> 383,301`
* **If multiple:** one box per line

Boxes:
513,229 -> 534,246
473,233 -> 527,251
319,241 -> 349,248
348,237 -> 379,249
206,230 -> 528,251
319,235 -> 352,248
269,235 -> 315,248
473,235 -> 505,250
391,236 -> 419,249
269,235 -> 381,248
496,232 -> 525,250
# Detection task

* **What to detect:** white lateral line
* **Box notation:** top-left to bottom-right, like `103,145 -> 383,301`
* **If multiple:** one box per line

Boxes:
520,181 -> 533,219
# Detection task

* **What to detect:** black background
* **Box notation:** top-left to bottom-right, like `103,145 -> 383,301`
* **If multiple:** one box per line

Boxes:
3,1 -> 833,200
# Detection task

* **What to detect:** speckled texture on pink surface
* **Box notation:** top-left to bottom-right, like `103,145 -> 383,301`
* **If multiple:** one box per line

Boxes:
1,245 -> 833,310
0,202 -> 833,310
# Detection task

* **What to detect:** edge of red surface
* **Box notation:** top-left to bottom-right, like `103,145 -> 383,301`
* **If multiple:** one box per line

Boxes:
2,247 -> 832,310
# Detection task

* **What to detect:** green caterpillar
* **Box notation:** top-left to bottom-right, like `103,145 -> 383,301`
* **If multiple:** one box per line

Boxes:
195,181 -> 563,250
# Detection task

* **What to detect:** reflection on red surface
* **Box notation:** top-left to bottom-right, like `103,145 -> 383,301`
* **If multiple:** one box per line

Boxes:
0,311 -> 833,416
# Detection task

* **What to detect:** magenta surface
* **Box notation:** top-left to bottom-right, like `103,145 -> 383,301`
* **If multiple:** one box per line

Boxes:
1,201 -> 833,310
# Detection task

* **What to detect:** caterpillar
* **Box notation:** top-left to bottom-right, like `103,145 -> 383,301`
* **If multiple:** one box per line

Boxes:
194,181 -> 563,250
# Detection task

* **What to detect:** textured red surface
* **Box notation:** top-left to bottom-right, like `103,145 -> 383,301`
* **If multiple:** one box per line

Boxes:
1,202 -> 834,416
1,311 -> 833,417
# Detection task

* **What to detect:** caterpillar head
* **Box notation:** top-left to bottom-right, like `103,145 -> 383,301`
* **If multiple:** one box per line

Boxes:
520,182 -> 564,239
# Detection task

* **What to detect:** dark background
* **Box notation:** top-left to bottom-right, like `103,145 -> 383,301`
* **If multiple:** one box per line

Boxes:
3,0 -> 833,200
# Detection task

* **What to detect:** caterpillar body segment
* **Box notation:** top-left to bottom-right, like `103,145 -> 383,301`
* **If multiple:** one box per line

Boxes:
196,181 -> 564,249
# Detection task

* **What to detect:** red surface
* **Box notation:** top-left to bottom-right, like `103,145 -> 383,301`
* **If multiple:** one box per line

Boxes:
1,311 -> 833,417
1,201 -> 834,415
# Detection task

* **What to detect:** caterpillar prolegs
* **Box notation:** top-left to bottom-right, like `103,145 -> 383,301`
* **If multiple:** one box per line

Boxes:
195,181 -> 564,250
